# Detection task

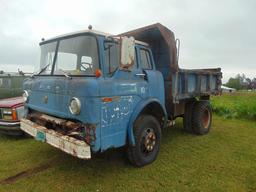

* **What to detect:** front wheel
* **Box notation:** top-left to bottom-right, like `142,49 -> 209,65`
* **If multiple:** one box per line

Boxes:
127,115 -> 161,167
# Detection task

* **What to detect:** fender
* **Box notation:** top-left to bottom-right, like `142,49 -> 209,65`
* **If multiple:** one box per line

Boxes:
127,98 -> 167,146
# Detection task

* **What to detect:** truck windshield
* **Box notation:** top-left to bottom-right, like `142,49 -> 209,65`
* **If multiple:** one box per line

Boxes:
39,35 -> 99,76
39,42 -> 57,75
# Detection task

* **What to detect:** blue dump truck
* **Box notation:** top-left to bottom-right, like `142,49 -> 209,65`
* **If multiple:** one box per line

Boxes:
21,23 -> 222,167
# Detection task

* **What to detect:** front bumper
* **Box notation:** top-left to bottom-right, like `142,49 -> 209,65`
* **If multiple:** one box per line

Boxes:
0,120 -> 23,136
20,118 -> 91,159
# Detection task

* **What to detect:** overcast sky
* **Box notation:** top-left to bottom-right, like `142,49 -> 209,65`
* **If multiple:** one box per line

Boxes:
0,0 -> 255,82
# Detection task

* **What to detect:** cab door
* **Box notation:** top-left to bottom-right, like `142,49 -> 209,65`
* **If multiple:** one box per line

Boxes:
99,41 -> 150,151
137,46 -> 165,105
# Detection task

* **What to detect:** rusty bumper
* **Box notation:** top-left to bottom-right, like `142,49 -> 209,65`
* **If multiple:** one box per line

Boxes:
20,118 -> 91,159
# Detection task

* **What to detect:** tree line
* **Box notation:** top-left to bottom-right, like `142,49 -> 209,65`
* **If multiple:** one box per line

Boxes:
225,74 -> 256,90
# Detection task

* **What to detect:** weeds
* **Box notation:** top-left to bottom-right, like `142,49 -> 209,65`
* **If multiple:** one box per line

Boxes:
211,92 -> 256,120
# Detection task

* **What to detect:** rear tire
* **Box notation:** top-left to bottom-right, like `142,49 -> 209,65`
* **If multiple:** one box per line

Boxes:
127,115 -> 161,167
183,100 -> 196,132
192,101 -> 212,135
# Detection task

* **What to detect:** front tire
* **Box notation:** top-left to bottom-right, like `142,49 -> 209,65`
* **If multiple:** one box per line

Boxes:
127,115 -> 161,167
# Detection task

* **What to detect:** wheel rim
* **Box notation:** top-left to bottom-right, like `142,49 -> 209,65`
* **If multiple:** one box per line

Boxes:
202,109 -> 210,129
141,128 -> 156,154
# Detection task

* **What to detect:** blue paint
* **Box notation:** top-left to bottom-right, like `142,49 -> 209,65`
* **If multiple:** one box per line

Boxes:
188,75 -> 196,93
127,98 -> 167,146
23,31 -> 221,154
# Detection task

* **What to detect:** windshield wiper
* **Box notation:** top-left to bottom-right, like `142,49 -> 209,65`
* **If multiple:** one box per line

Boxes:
32,63 -> 50,77
59,69 -> 72,79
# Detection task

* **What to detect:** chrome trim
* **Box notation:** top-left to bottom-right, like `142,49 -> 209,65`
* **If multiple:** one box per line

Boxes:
23,90 -> 29,102
69,97 -> 81,115
135,73 -> 146,77
0,121 -> 20,126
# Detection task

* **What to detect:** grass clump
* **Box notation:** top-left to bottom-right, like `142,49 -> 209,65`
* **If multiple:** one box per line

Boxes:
0,116 -> 256,192
211,92 -> 256,120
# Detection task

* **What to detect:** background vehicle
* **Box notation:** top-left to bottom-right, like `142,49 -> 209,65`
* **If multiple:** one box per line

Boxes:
21,23 -> 222,167
0,71 -> 27,99
0,71 -> 27,135
0,97 -> 24,135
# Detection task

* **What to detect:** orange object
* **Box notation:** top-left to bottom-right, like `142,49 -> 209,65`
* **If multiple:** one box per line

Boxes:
102,97 -> 113,102
12,108 -> 17,120
95,69 -> 102,78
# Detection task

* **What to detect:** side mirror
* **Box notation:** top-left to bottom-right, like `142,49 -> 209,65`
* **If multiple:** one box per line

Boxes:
120,36 -> 135,69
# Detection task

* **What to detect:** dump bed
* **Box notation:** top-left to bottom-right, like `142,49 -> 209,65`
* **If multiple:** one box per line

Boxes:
121,23 -> 222,103
171,68 -> 221,102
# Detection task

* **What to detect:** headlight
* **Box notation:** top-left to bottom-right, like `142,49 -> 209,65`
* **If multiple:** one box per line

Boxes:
69,97 -> 81,115
23,90 -> 29,102
2,108 -> 16,120
2,109 -> 12,115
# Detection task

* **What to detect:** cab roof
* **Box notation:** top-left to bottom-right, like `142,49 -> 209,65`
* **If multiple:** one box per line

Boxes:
39,23 -> 178,73
40,29 -> 149,46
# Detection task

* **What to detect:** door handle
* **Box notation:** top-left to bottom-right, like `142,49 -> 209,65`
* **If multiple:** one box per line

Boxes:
135,73 -> 146,77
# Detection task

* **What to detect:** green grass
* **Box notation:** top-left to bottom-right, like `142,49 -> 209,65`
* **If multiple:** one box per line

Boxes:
0,116 -> 255,192
211,92 -> 256,120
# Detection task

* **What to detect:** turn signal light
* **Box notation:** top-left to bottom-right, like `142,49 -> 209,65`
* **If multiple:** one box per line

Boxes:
12,108 -> 17,120
102,97 -> 113,102
95,69 -> 102,78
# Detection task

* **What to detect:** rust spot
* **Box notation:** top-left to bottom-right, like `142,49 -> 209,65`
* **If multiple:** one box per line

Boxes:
59,139 -> 65,150
85,123 -> 96,144
72,148 -> 77,156
28,111 -> 97,145
28,112 -> 83,134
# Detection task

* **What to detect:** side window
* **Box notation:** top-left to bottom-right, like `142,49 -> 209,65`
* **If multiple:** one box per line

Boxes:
80,56 -> 93,71
140,49 -> 152,70
104,42 -> 120,75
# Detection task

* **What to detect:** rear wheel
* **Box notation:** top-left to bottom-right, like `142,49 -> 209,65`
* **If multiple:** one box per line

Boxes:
127,115 -> 161,167
183,99 -> 196,132
192,101 -> 212,135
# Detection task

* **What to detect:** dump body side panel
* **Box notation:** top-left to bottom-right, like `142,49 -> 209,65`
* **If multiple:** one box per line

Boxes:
172,68 -> 222,102
165,68 -> 222,118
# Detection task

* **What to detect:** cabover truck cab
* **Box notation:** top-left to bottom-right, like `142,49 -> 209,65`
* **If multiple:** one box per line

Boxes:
21,23 -> 222,167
